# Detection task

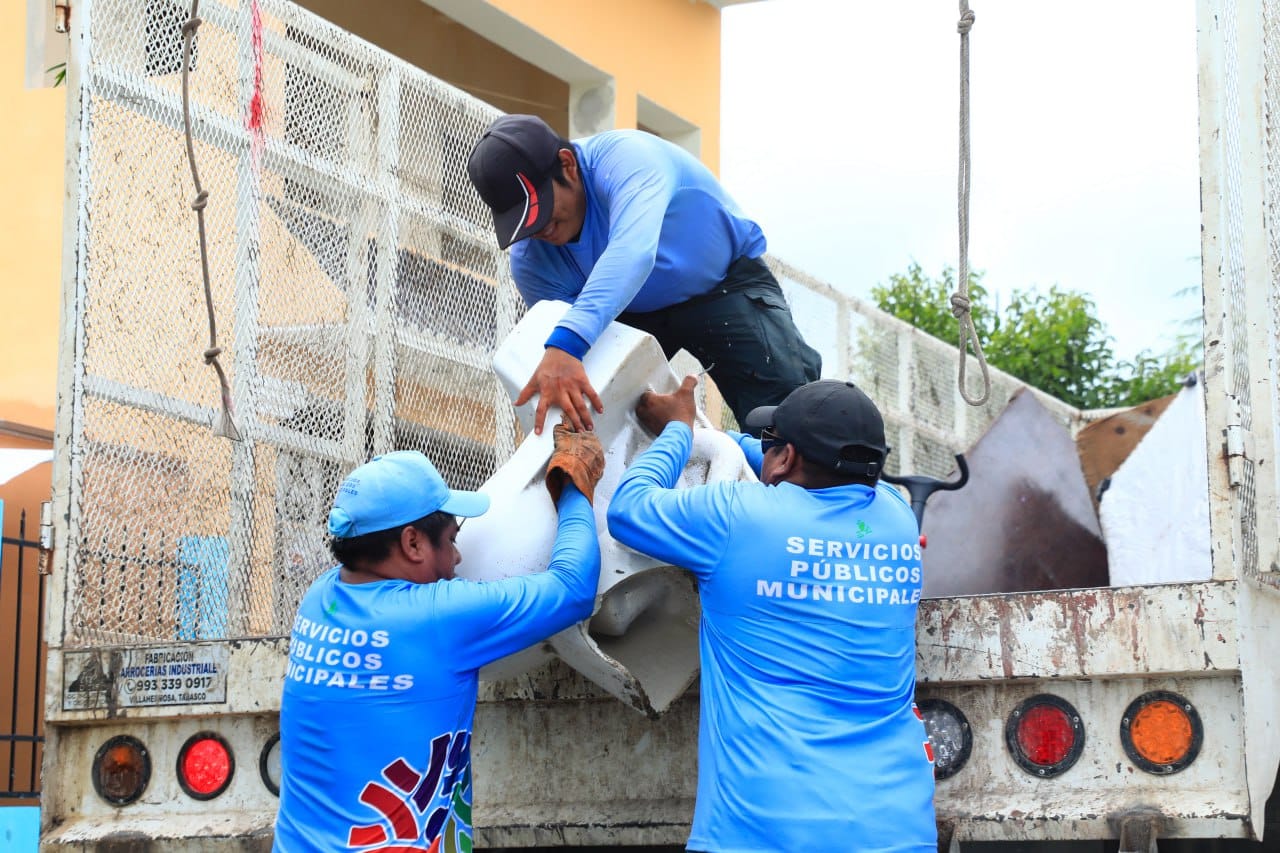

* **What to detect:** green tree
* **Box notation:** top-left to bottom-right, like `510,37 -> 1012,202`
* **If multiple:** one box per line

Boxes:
1106,281 -> 1204,406
872,262 -> 991,342
986,285 -> 1117,409
870,265 -> 1200,409
1107,339 -> 1201,407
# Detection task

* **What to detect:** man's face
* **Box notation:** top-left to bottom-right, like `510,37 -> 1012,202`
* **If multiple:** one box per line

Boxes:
759,426 -> 790,485
427,518 -> 462,582
531,150 -> 586,246
760,444 -> 788,486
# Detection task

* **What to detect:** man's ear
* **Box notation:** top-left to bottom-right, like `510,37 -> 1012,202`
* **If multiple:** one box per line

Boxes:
765,444 -> 800,486
398,525 -> 432,564
559,147 -> 579,182
779,444 -> 800,478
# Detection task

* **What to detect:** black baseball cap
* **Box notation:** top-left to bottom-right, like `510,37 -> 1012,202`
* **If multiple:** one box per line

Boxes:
467,115 -> 565,249
744,380 -> 891,476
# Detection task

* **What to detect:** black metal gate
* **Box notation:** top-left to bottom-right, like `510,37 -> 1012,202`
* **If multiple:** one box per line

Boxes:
1,509 -> 46,801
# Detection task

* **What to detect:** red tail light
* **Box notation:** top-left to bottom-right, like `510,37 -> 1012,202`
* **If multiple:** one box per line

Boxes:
1005,694 -> 1084,777
177,732 -> 234,800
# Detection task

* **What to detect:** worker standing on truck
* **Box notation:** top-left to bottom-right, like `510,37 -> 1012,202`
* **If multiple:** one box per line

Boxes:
466,114 -> 822,436
608,378 -> 936,852
273,435 -> 604,852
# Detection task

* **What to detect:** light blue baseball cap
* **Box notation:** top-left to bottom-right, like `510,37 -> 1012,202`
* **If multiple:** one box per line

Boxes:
327,450 -> 490,539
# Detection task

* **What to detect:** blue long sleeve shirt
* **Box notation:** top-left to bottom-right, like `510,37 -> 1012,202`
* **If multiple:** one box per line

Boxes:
608,425 -> 936,853
274,486 -> 600,853
510,130 -> 767,357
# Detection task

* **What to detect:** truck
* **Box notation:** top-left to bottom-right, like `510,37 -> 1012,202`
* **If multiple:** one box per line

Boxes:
37,0 -> 1280,849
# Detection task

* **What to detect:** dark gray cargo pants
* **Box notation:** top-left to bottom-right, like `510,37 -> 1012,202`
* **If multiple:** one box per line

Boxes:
619,256 -> 822,432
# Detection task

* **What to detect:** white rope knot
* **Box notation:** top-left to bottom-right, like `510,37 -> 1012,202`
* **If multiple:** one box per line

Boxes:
181,0 -> 241,441
953,1 -> 989,406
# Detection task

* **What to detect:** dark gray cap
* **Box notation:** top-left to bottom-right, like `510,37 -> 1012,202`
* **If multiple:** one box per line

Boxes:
744,380 -> 890,476
466,114 -> 562,249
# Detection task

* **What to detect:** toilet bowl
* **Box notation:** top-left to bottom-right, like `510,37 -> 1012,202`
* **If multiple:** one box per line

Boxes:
455,300 -> 756,716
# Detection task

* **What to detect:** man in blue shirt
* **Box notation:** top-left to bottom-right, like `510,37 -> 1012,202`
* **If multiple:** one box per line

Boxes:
274,437 -> 603,852
608,378 -> 936,852
467,114 -> 821,436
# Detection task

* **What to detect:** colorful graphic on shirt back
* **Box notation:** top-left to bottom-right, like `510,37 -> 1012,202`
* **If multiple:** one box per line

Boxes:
346,731 -> 473,852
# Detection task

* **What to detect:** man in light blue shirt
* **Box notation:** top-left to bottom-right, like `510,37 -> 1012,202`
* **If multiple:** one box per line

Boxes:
467,114 -> 821,436
608,378 -> 936,853
274,439 -> 603,852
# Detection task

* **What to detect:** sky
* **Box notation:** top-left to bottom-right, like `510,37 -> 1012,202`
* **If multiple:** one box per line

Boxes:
719,0 -> 1202,362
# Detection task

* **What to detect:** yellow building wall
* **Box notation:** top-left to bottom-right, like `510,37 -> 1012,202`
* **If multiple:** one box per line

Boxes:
2,0 -> 732,455
1,0 -> 729,440
487,0 -> 725,172
298,0 -> 573,136
298,0 -> 726,169
1,4 -> 65,436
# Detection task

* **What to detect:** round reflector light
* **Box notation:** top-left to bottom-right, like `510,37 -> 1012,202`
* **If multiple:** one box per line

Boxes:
918,698 -> 972,780
260,732 -> 282,797
1005,694 -> 1085,777
92,735 -> 151,806
1121,691 -> 1203,774
177,732 -> 234,800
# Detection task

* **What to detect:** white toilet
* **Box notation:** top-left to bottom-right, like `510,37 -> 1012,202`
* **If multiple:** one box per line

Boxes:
455,300 -> 756,716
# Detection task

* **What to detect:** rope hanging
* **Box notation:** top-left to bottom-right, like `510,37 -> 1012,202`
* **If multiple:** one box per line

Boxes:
182,0 -> 242,440
953,1 -> 991,406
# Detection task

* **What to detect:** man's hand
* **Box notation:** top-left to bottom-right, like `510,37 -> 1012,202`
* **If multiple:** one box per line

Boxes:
546,420 -> 606,505
515,347 -> 605,435
636,375 -> 698,436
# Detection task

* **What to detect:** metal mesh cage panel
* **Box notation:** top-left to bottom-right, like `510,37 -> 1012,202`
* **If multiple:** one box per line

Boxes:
1222,0 -> 1259,577
771,262 -> 842,377
64,0 -> 1079,648
847,309 -> 900,413
66,0 -> 515,645
1264,0 -> 1280,578
909,337 -> 954,436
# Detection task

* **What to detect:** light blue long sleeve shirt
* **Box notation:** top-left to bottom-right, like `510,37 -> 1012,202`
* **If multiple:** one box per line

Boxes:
608,425 -> 936,853
509,130 -> 767,357
274,487 -> 600,853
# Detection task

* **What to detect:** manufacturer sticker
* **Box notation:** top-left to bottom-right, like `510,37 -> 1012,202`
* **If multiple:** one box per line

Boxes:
63,645 -> 229,710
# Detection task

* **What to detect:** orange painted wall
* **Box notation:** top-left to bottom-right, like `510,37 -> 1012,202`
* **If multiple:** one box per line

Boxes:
0,436 -> 50,800
0,4 -> 65,436
3,1 -> 730,447
485,0 -> 725,172
299,0 -> 573,134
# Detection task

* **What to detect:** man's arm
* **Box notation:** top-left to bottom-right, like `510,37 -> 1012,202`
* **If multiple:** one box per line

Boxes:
435,484 -> 601,672
726,431 -> 764,478
559,158 -> 670,345
607,376 -> 732,576
515,138 -> 676,434
514,346 -> 602,435
506,249 -> 603,434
